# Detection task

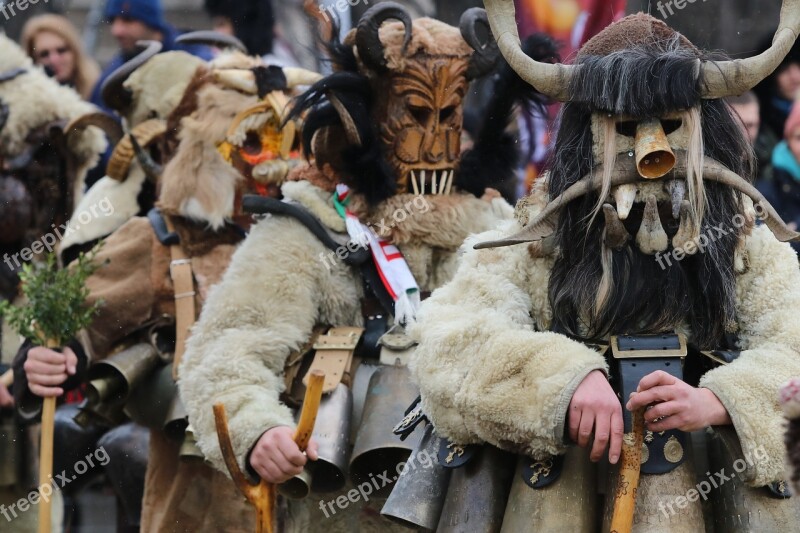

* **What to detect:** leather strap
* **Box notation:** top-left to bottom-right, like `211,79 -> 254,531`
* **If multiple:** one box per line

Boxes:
283,326 -> 326,400
164,215 -> 196,380
304,326 -> 363,393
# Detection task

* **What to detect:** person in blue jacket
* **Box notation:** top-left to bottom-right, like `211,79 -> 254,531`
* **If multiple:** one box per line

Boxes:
91,0 -> 213,112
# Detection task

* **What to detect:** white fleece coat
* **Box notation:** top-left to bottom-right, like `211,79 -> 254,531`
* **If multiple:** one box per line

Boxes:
179,180 -> 513,478
409,217 -> 800,488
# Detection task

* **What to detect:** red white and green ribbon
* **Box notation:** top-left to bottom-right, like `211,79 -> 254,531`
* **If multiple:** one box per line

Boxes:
333,184 -> 420,323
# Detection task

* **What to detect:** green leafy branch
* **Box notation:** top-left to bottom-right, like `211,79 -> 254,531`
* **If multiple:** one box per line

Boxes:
0,244 -> 107,347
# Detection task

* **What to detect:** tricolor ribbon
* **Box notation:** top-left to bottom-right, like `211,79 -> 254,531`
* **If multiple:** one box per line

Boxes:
333,184 -> 420,324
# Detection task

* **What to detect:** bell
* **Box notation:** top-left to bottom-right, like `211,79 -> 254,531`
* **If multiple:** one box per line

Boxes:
500,447 -> 596,532
53,405 -> 106,495
381,424 -> 451,530
73,396 -> 128,428
350,365 -> 422,497
124,363 -> 178,429
279,383 -> 353,498
87,343 -> 160,403
634,118 -> 676,179
162,393 -> 188,441
179,425 -> 206,461
436,445 -> 515,533
350,362 -> 380,443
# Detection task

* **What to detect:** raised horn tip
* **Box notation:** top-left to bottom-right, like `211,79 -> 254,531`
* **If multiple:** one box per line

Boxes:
473,238 -> 531,250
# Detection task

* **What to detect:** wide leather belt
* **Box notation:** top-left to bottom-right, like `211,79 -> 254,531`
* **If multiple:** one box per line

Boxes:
304,326 -> 364,393
610,333 -> 688,475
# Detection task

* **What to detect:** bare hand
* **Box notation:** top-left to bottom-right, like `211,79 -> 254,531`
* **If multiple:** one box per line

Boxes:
249,426 -> 319,484
0,383 -> 13,408
626,370 -> 732,432
568,370 -> 624,464
23,346 -> 78,397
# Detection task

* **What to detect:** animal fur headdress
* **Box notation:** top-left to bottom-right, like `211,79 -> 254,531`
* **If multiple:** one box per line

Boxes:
0,34 -> 108,196
479,0 -> 800,348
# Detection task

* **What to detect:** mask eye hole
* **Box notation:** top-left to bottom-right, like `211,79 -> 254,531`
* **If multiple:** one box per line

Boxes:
409,105 -> 432,124
439,106 -> 457,122
661,119 -> 682,135
242,131 -> 262,155
615,120 -> 637,137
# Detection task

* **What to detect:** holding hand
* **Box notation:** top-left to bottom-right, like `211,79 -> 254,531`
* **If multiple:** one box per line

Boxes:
568,369 -> 624,464
626,370 -> 732,432
23,346 -> 78,397
249,426 -> 319,484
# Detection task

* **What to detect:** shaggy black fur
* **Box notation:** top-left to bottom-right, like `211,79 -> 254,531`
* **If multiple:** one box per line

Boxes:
289,21 -> 556,205
569,37 -> 701,118
456,34 -> 557,201
547,95 -> 753,349
287,23 -> 398,205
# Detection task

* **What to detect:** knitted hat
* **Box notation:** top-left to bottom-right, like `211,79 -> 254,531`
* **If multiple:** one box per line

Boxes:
785,102 -> 800,139
105,0 -> 167,33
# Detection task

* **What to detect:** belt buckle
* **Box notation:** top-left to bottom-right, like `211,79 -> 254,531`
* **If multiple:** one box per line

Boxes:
610,333 -> 687,359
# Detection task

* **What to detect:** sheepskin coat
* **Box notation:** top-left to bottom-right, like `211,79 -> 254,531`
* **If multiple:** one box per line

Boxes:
179,178 -> 512,530
76,215 -> 252,531
409,206 -> 800,489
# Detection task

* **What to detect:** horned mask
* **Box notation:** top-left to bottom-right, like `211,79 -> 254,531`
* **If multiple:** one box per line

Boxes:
478,0 -> 800,348
297,3 -> 499,203
479,0 -> 800,251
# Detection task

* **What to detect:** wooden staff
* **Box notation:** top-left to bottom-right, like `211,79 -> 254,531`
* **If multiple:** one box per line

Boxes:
214,370 -> 325,533
0,369 -> 12,388
609,407 -> 646,533
38,338 -> 60,533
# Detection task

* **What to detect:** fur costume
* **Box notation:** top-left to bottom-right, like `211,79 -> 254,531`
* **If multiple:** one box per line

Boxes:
0,34 -> 108,296
406,0 -> 800,530
178,4 -> 549,531
12,39 -> 313,531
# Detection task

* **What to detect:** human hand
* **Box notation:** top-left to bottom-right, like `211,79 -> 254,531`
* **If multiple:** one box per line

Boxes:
248,426 -> 319,483
568,370 -> 624,464
23,346 -> 77,397
626,370 -> 731,432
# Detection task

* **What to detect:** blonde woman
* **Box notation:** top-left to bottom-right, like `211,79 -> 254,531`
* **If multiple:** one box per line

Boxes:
21,14 -> 100,100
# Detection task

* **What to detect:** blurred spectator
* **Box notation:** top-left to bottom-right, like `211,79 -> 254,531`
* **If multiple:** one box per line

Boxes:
759,102 -> 800,254
20,14 -> 100,100
755,40 -> 800,164
727,91 -> 774,181
89,0 -> 213,112
203,0 -> 275,56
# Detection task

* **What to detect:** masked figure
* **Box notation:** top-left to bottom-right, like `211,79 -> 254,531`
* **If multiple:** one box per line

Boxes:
12,36 -> 311,531
403,0 -> 800,531
177,3 -> 556,531
0,34 -> 112,532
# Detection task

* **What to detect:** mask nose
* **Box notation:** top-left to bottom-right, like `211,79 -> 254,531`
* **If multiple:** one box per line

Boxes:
635,118 -> 676,179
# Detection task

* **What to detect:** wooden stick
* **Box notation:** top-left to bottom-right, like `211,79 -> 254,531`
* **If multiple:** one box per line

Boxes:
0,369 -> 12,388
214,370 -> 325,533
38,338 -> 60,533
609,408 -> 646,533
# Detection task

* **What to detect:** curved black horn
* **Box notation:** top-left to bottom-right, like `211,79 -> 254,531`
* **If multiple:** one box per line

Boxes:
176,31 -> 247,54
461,8 -> 500,80
100,40 -> 163,114
355,2 -> 412,72
129,132 -> 163,183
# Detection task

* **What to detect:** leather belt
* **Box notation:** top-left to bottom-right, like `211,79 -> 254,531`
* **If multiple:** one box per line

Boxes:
610,333 -> 688,475
304,326 -> 364,393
